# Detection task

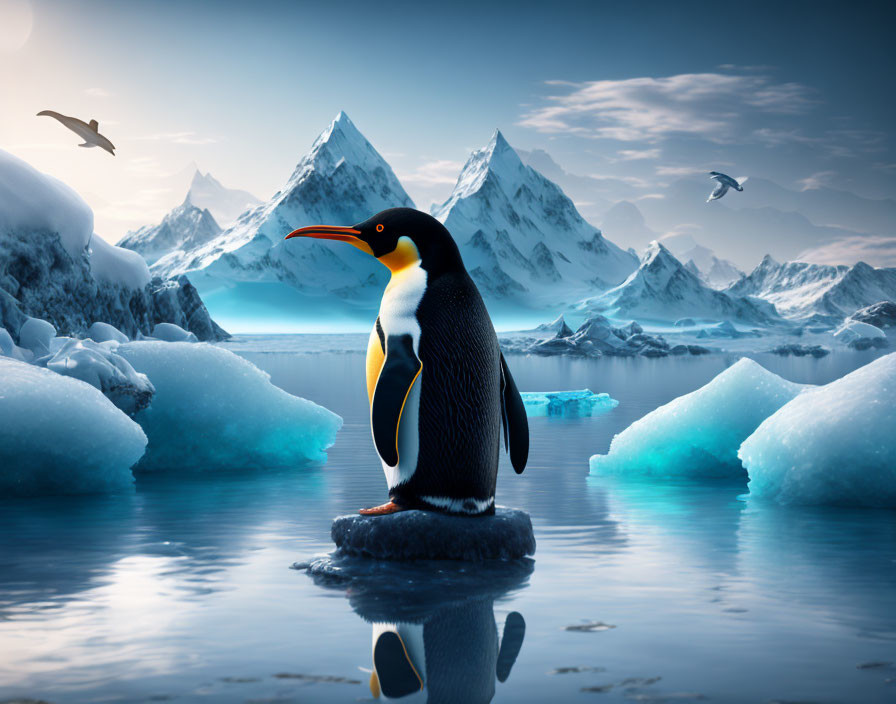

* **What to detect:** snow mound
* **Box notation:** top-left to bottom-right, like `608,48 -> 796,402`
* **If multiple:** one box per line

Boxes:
521,390 -> 618,417
151,322 -> 198,342
43,338 -> 154,415
330,508 -> 536,561
117,342 -> 342,471
18,317 -> 56,356
88,234 -> 151,289
86,321 -> 128,344
0,327 -> 30,361
0,149 -> 93,260
590,358 -> 806,478
0,357 -> 146,495
740,353 -> 896,507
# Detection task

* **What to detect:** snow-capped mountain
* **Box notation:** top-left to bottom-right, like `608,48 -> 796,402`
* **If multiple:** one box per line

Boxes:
661,233 -> 743,289
433,131 -> 638,308
186,170 -> 262,228
150,112 -> 414,320
726,255 -> 896,321
0,149 -> 227,341
119,197 -> 222,265
580,241 -> 779,324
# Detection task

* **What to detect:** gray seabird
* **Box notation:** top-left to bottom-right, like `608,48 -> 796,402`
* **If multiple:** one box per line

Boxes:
37,110 -> 116,155
706,171 -> 747,202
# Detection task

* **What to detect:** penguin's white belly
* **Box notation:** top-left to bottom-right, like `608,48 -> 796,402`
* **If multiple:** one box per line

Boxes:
375,263 -> 427,490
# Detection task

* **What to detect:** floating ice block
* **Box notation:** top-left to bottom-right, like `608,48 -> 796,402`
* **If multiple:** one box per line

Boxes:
521,389 -> 619,418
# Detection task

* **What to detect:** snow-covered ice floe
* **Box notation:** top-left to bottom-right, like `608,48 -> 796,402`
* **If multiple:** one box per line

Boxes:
325,508 -> 536,561
832,320 -> 888,350
149,322 -> 198,342
41,337 -> 155,416
521,390 -> 618,418
740,353 -> 896,507
590,358 -> 806,479
0,357 -> 147,496
117,342 -> 342,472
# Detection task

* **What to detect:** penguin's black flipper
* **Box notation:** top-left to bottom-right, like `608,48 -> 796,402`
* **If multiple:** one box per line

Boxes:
372,334 -> 422,467
496,611 -> 526,682
500,353 -> 529,474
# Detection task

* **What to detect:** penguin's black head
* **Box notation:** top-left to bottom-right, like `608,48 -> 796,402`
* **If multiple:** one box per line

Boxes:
285,207 -> 463,275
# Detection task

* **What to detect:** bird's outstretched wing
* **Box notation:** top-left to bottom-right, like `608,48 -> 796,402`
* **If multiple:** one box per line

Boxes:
371,334 -> 421,468
707,182 -> 729,202
709,171 -> 724,179
500,353 -> 528,474
735,176 -> 749,187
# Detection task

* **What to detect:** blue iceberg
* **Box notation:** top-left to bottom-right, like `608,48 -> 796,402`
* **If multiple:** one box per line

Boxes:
0,357 -> 146,495
521,389 -> 619,418
590,358 -> 806,479
741,352 -> 896,507
117,341 -> 342,472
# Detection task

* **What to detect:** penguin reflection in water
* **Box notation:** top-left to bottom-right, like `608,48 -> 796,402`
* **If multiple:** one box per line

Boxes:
286,208 -> 528,516
369,607 -> 526,701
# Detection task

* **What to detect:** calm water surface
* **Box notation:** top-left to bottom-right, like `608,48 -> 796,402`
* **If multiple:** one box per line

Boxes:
1,340 -> 894,703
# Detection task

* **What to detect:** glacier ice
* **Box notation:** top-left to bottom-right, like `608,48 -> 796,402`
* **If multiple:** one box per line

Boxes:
833,320 -> 887,349
0,326 -> 31,361
0,148 -> 227,342
18,317 -> 57,356
117,342 -> 342,472
740,353 -> 896,507
328,508 -> 536,561
42,338 -> 155,415
0,357 -> 147,496
590,358 -> 806,478
151,322 -> 198,342
86,321 -> 129,344
521,390 -> 618,418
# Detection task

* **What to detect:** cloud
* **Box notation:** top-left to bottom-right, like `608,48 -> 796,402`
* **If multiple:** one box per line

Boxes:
616,148 -> 660,161
138,131 -> 217,145
84,87 -> 110,97
397,159 -> 464,187
655,165 -> 706,177
519,73 -> 816,143
797,170 -> 836,191
797,236 -> 896,267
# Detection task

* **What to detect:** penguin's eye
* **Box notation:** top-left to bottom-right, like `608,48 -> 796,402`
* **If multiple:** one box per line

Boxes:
376,224 -> 384,232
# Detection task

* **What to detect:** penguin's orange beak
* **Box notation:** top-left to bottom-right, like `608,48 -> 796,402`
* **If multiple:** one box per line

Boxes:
285,225 -> 374,255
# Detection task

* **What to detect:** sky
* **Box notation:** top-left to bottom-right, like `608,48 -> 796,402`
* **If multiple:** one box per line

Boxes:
1,0 -> 894,262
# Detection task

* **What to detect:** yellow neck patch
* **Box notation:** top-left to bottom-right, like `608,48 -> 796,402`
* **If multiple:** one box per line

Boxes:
378,236 -> 420,273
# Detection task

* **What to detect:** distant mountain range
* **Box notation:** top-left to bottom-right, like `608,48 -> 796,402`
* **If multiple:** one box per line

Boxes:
727,255 -> 896,322
185,170 -> 261,228
117,113 -> 896,330
580,242 -> 778,325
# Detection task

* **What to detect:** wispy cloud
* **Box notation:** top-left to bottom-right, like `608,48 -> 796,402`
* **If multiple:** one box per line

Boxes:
138,131 -> 217,145
655,165 -> 706,177
397,159 -> 464,187
519,73 -> 817,143
797,170 -> 836,191
616,148 -> 660,161
84,87 -> 111,97
798,236 -> 896,267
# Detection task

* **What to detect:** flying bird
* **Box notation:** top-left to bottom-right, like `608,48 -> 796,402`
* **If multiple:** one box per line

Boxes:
37,110 -> 116,155
706,171 -> 747,202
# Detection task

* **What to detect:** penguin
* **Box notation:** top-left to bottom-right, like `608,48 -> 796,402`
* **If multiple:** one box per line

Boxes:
285,207 -> 528,516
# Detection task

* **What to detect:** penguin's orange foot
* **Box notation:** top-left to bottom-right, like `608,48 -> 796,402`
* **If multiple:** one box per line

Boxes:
359,500 -> 407,516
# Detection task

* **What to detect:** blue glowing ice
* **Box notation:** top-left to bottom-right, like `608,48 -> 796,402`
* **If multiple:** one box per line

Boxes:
521,389 -> 619,418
